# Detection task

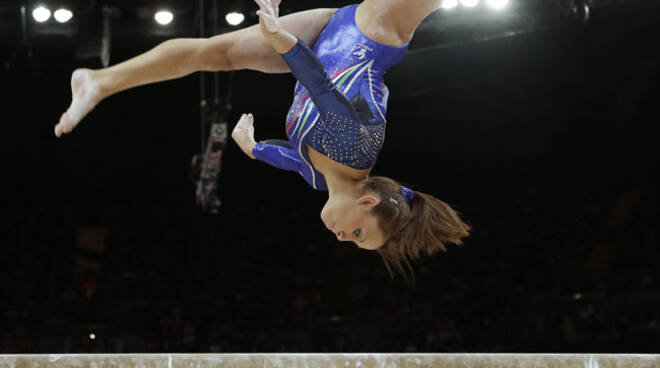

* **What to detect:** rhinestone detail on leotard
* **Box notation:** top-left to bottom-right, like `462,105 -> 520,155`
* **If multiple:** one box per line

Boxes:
309,111 -> 385,170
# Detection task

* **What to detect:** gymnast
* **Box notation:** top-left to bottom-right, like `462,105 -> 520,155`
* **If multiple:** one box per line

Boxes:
54,0 -> 471,278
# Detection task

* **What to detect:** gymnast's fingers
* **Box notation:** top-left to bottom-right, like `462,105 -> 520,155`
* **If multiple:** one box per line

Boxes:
254,0 -> 271,13
272,0 -> 281,17
232,114 -> 246,138
237,114 -> 247,127
256,8 -> 275,22
255,10 -> 267,19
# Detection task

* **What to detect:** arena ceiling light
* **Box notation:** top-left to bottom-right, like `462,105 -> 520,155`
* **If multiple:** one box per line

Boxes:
53,8 -> 74,23
154,10 -> 174,25
441,0 -> 459,10
486,0 -> 509,10
225,11 -> 245,26
460,0 -> 480,7
32,6 -> 51,22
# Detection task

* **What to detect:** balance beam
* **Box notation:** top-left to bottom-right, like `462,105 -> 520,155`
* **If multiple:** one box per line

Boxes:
1,353 -> 659,368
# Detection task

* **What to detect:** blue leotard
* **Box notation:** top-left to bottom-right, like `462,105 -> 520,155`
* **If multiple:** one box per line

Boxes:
252,4 -> 408,190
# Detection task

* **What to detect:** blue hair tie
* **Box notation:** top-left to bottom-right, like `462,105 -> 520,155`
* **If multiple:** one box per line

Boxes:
400,186 -> 414,206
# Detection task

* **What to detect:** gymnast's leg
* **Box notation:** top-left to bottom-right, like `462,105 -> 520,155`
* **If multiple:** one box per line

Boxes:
54,8 -> 336,137
355,0 -> 441,46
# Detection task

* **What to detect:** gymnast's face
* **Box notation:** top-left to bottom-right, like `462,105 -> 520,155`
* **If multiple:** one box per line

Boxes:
320,193 -> 385,250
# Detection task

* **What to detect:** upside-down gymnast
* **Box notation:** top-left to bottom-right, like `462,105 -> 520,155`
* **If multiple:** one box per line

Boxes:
54,0 -> 471,278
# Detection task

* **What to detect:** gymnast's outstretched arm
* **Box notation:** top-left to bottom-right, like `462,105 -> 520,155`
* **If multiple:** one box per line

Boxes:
231,113 -> 305,177
255,0 -> 360,120
229,0 -> 361,187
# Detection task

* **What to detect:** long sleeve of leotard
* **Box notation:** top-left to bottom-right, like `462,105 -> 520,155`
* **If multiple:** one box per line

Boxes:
280,39 -> 360,120
252,139 -> 303,173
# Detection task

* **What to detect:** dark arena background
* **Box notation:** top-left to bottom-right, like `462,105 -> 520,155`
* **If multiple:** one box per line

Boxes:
1,0 -> 660,361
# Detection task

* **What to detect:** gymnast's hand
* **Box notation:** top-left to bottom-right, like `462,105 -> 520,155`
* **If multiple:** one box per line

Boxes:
255,0 -> 297,54
255,0 -> 282,35
231,113 -> 257,160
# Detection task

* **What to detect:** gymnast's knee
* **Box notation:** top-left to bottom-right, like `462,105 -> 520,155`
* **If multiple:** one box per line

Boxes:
197,38 -> 237,72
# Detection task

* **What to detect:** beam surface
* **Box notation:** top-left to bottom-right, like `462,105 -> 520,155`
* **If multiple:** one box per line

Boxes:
1,354 -> 659,368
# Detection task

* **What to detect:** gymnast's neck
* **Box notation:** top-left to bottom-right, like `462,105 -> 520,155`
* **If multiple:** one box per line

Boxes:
306,145 -> 371,196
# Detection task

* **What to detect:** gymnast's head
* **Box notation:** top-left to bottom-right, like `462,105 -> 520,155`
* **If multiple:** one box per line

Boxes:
321,176 -> 471,280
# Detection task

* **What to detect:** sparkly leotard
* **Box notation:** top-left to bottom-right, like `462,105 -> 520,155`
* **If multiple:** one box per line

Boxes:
252,4 -> 408,190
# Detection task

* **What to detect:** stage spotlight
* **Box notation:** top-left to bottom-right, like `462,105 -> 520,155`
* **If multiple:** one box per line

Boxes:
32,6 -> 51,22
486,0 -> 509,10
441,0 -> 459,10
225,11 -> 245,26
89,333 -> 96,340
154,10 -> 174,25
460,0 -> 480,8
54,8 -> 74,23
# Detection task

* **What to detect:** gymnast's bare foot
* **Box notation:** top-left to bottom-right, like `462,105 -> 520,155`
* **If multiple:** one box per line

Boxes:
55,68 -> 104,138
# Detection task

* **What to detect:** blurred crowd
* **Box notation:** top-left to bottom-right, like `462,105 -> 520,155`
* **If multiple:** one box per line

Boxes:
2,176 -> 659,354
